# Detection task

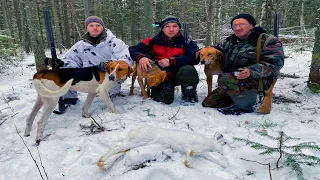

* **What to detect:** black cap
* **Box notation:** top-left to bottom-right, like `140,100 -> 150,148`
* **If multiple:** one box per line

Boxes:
231,13 -> 256,27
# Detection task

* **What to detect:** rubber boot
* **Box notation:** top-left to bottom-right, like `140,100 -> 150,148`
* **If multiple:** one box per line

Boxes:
181,84 -> 198,103
53,97 -> 69,114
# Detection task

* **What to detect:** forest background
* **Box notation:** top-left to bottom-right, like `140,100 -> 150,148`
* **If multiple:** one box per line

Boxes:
1,0 -> 320,88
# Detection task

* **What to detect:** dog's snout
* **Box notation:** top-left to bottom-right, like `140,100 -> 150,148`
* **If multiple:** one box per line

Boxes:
109,75 -> 115,81
200,60 -> 205,64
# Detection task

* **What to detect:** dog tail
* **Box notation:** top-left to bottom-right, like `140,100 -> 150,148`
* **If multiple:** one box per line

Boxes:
33,79 -> 74,97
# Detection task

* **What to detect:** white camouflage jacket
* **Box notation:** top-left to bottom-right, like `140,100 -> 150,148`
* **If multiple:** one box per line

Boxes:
62,28 -> 133,95
62,28 -> 133,68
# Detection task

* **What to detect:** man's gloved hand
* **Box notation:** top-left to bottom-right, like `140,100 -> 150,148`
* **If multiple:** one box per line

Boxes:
44,57 -> 64,68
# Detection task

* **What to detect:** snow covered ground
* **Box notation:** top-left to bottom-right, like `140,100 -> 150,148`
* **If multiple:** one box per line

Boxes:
0,46 -> 319,180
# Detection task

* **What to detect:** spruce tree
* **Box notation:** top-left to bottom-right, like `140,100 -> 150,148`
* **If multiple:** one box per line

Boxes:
234,130 -> 320,180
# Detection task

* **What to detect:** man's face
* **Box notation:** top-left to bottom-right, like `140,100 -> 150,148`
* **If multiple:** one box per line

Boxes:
87,22 -> 104,37
162,22 -> 180,39
232,18 -> 254,39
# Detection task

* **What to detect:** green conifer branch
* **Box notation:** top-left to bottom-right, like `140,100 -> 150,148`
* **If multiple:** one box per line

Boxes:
234,130 -> 320,180
285,142 -> 320,152
259,147 -> 279,155
255,130 -> 278,140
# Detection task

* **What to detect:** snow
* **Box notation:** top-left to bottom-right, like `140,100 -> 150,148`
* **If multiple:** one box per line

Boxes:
0,46 -> 319,180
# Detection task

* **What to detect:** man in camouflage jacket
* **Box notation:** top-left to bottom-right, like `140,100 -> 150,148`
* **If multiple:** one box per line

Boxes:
202,13 -> 284,115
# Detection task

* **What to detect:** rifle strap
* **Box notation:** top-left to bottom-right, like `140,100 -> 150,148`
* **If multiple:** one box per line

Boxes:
256,33 -> 265,92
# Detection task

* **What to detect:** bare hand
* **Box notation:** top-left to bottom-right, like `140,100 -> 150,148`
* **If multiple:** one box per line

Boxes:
139,57 -> 153,71
236,68 -> 251,80
158,58 -> 170,68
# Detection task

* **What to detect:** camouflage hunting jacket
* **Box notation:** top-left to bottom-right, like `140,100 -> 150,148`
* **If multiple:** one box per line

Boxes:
222,27 -> 285,90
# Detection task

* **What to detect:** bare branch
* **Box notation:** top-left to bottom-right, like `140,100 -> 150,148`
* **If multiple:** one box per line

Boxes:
14,124 -> 45,180
240,158 -> 273,180
36,147 -> 48,179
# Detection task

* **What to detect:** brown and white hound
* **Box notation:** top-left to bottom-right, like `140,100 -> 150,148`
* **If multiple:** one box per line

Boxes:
24,60 -> 133,144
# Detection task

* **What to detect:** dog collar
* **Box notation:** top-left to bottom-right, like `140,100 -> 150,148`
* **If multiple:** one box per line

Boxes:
98,61 -> 112,72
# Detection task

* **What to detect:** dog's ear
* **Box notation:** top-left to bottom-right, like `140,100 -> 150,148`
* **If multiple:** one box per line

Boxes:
127,65 -> 133,78
160,71 -> 167,82
106,62 -> 114,74
195,49 -> 201,59
216,50 -> 223,61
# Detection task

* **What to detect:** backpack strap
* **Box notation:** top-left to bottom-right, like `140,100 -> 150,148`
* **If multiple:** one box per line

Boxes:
256,33 -> 265,93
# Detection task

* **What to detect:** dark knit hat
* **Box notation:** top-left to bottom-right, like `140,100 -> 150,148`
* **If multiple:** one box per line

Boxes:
85,16 -> 105,28
160,16 -> 181,29
231,13 -> 256,27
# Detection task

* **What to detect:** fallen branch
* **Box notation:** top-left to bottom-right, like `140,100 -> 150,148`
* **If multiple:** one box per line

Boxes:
186,123 -> 194,132
36,147 -> 48,179
168,107 -> 180,121
240,158 -> 272,180
2,93 -> 14,113
14,124 -> 46,180
91,117 -> 104,131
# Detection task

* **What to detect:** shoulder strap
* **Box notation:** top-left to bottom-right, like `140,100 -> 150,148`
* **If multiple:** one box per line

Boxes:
256,33 -> 265,92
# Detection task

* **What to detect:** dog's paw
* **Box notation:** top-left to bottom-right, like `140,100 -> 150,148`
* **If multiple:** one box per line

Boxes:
82,111 -> 91,118
97,160 -> 105,169
24,131 -> 30,137
109,107 -> 119,114
214,132 -> 227,146
184,160 -> 190,168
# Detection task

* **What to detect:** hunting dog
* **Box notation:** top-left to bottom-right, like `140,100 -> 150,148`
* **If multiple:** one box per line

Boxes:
196,46 -> 224,96
129,63 -> 166,99
97,126 -> 227,169
24,60 -> 133,144
196,46 -> 276,114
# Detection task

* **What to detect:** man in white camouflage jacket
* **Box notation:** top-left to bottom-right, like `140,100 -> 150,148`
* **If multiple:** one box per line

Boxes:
54,16 -> 133,114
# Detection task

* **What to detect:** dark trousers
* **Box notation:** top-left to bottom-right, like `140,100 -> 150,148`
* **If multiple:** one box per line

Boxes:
151,65 -> 199,104
202,73 -> 259,110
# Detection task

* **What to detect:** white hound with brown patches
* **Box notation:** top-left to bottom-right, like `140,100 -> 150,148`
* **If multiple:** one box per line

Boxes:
24,60 -> 133,144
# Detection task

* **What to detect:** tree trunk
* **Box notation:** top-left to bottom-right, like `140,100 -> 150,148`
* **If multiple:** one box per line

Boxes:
308,12 -> 320,93
299,0 -> 307,34
142,0 -> 153,38
130,0 -> 136,45
205,0 -> 214,46
83,0 -> 89,18
62,0 -> 71,48
13,0 -> 23,46
282,0 -> 289,27
152,0 -> 156,36
20,0 -> 32,53
2,0 -> 15,41
137,1 -> 141,41
213,0 -> 222,44
70,0 -> 82,42
260,1 -> 266,27
241,0 -> 246,7
265,0 -> 273,34
51,0 -> 63,54
260,0 -> 273,33
25,0 -> 46,72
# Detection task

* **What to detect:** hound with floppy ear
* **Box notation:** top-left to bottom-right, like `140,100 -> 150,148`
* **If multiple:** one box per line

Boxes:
196,47 -> 224,96
197,47 -> 277,114
129,63 -> 166,99
97,126 -> 227,170
24,60 -> 133,144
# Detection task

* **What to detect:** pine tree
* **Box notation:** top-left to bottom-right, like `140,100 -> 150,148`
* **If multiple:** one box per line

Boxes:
234,130 -> 320,180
